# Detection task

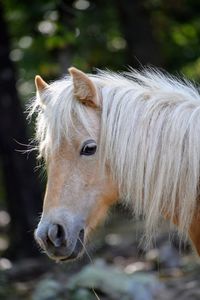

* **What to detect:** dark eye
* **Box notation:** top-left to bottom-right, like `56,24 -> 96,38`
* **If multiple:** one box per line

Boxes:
80,140 -> 97,156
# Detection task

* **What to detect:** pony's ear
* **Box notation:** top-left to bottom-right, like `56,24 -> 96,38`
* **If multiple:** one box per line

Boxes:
35,75 -> 49,92
68,67 -> 100,108
35,75 -> 49,107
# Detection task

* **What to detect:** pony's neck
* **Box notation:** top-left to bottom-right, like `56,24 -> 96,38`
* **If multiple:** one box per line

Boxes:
188,210 -> 200,255
99,72 -> 200,244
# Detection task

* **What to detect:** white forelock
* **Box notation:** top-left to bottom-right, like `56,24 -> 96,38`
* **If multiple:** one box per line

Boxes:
29,69 -> 200,243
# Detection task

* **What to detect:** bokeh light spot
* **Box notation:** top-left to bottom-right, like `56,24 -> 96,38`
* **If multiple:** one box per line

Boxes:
0,258 -> 12,270
18,36 -> 33,49
38,21 -> 56,35
0,210 -> 10,227
74,0 -> 90,10
10,49 -> 23,62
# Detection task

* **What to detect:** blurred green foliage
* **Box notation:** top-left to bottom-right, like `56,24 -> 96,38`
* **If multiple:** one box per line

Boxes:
3,0 -> 200,104
3,0 -> 126,102
148,0 -> 200,78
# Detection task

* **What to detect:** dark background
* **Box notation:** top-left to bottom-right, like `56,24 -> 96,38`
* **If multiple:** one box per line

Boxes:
1,0 -> 200,299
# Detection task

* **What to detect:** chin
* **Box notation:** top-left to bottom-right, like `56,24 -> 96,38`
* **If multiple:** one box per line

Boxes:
47,248 -> 85,263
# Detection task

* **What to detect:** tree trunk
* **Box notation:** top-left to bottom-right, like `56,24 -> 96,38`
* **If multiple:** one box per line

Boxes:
56,0 -> 76,72
0,3 -> 42,260
117,0 -> 164,68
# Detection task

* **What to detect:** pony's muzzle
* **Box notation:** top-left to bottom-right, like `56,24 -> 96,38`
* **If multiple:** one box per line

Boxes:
35,220 -> 85,261
47,223 -> 66,248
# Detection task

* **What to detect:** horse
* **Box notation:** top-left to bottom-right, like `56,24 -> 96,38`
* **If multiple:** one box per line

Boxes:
31,67 -> 200,261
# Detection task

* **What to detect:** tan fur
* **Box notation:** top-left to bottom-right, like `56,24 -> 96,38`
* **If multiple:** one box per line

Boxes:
35,75 -> 48,91
164,209 -> 200,255
86,178 -> 118,234
69,67 -> 100,107
42,133 -> 118,242
165,207 -> 200,256
189,213 -> 200,255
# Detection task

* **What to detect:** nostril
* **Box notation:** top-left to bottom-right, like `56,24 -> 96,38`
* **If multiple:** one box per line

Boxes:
48,224 -> 66,248
57,224 -> 63,239
79,229 -> 84,242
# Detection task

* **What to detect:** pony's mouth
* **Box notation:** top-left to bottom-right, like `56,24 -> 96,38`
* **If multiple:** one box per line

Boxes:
60,229 -> 85,261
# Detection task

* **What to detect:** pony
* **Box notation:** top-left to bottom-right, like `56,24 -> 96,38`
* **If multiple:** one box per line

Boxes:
31,67 -> 200,261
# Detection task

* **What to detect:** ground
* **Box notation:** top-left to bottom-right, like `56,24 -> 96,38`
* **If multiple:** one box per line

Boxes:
1,206 -> 200,300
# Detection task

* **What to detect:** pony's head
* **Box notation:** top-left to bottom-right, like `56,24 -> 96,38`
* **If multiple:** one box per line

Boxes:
32,67 -> 200,259
33,68 -> 118,261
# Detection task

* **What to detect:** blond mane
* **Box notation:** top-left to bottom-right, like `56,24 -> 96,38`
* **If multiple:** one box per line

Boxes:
30,69 -> 200,242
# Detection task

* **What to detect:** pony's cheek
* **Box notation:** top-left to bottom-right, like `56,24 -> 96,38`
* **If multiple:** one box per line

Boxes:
85,191 -> 118,233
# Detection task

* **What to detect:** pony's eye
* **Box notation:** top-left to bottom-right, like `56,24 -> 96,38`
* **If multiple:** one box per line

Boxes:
80,140 -> 97,156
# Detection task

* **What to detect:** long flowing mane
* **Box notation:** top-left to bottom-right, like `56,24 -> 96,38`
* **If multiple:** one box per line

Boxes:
30,69 -> 200,243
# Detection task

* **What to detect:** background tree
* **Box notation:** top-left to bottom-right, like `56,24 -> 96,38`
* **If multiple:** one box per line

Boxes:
117,0 -> 164,67
0,2 -> 42,259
